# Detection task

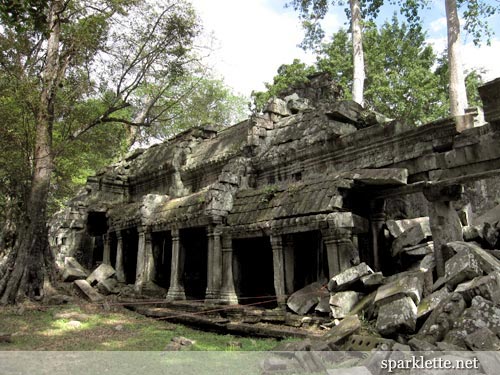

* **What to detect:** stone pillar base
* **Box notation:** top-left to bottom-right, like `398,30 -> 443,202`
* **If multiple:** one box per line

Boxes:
219,289 -> 239,305
166,286 -> 186,301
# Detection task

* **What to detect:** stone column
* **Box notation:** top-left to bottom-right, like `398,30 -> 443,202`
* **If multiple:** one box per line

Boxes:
423,184 -> 464,277
370,199 -> 386,272
102,234 -> 111,265
283,236 -> 295,295
219,234 -> 238,304
134,226 -> 150,291
270,234 -> 286,306
322,228 -> 355,278
166,228 -> 185,300
115,231 -> 125,283
206,225 -> 222,301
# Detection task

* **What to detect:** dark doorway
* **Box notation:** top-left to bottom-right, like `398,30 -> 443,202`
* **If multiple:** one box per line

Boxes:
86,211 -> 108,267
122,228 -> 138,284
180,227 -> 208,300
288,231 -> 326,292
109,232 -> 117,269
152,231 -> 172,289
233,237 -> 276,308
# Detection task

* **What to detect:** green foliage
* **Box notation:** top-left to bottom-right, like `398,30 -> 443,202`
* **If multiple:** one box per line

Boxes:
255,17 -> 484,125
251,59 -> 316,111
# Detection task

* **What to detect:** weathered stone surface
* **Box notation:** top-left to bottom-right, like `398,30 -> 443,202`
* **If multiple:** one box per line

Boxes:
328,263 -> 373,292
285,93 -> 312,114
454,272 -> 499,304
323,315 -> 361,347
473,202 -> 500,227
465,327 -> 500,350
444,250 -> 482,288
329,291 -> 362,319
62,257 -> 88,282
343,168 -> 408,186
391,223 -> 432,257
361,272 -> 385,288
325,100 -> 364,124
417,287 -> 451,319
476,351 -> 500,375
96,278 -> 118,295
386,217 -> 430,238
408,337 -> 438,351
264,97 -> 291,117
374,272 -> 425,306
86,264 -> 116,286
445,296 -> 500,344
458,203 -> 474,226
404,241 -> 434,256
315,295 -> 330,313
376,296 -> 417,336
349,291 -> 376,319
346,335 -> 396,351
447,241 -> 500,274
73,279 -> 104,303
418,293 -> 466,342
287,282 -> 328,315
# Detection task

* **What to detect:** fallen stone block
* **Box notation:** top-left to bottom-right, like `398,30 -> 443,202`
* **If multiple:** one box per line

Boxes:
465,327 -> 500,350
408,337 -> 438,351
454,273 -> 499,304
376,296 -> 417,336
386,217 -> 430,238
323,315 -> 361,348
391,223 -> 431,257
265,97 -> 291,117
417,287 -> 451,319
418,293 -> 466,342
346,335 -> 396,351
330,291 -> 362,319
287,282 -> 328,315
96,278 -> 118,295
444,295 -> 500,344
86,263 -> 116,287
348,291 -> 376,320
404,241 -> 434,256
328,262 -> 373,292
447,240 -> 500,274
374,272 -> 425,306
315,295 -> 330,313
418,254 -> 435,272
444,250 -> 482,288
361,272 -> 385,289
73,279 -> 104,303
62,257 -> 88,282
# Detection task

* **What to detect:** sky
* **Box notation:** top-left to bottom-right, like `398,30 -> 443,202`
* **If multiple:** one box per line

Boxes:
190,0 -> 500,98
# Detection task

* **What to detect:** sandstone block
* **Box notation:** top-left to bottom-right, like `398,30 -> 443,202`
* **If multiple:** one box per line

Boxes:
417,287 -> 451,319
287,282 -> 328,315
323,315 -> 361,347
374,272 -> 425,306
329,291 -> 362,319
391,223 -> 431,256
62,257 -> 88,282
86,264 -> 116,287
328,262 -> 373,292
376,296 -> 417,336
447,240 -> 500,274
444,250 -> 482,288
74,279 -> 104,303
386,217 -> 430,238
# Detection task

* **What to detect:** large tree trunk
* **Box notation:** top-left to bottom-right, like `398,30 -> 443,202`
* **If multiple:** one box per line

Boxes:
350,0 -> 365,106
0,1 -> 62,304
445,0 -> 468,116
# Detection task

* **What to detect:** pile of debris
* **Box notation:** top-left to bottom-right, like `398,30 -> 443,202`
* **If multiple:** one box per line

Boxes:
63,259 -> 119,302
284,204 -> 500,352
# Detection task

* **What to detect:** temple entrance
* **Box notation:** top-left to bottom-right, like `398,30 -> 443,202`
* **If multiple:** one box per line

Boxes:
152,231 -> 172,289
86,211 -> 108,267
284,231 -> 327,293
233,237 -> 276,308
180,227 -> 208,300
122,228 -> 138,284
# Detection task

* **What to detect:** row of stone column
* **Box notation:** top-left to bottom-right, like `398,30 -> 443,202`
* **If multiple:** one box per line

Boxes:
101,225 -> 356,305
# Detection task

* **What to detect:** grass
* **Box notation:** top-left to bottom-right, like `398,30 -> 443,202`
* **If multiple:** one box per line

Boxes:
0,302 -> 289,351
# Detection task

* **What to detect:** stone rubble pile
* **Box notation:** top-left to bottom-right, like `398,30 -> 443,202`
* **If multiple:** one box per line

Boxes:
282,203 -> 500,354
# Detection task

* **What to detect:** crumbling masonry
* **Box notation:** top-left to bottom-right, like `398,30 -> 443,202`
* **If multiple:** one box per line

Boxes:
50,74 -> 500,315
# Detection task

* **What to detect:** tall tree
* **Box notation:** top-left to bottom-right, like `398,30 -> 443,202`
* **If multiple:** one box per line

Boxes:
0,0 -> 202,304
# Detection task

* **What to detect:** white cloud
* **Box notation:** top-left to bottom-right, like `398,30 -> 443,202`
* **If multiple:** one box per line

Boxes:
191,0 -> 340,97
462,39 -> 500,81
429,17 -> 446,33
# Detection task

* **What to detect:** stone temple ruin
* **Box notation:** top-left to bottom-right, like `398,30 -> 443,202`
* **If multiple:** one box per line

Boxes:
50,74 -> 500,350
